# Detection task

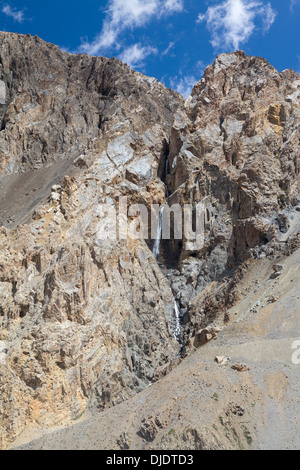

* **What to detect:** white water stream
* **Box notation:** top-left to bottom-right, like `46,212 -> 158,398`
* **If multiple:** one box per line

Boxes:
172,300 -> 181,341
152,202 -> 181,341
153,205 -> 165,260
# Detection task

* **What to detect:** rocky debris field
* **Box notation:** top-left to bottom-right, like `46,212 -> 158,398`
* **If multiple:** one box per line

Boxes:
0,32 -> 299,450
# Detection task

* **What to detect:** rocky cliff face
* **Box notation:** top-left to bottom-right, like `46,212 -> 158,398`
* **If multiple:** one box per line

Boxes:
0,32 -> 183,448
0,33 -> 299,450
163,51 -> 300,347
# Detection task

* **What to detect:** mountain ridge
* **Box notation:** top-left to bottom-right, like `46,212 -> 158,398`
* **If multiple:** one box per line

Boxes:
0,31 -> 299,450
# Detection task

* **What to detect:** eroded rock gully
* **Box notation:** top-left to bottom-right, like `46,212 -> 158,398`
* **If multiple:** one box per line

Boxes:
0,33 -> 299,449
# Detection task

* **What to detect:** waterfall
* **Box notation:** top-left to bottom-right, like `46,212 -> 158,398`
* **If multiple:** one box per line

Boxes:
153,156 -> 170,259
173,300 -> 181,341
152,156 -> 182,342
153,205 -> 165,260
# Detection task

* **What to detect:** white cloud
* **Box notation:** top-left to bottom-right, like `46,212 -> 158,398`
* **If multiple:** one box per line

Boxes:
119,43 -> 158,68
197,0 -> 276,51
162,41 -> 176,56
2,4 -> 25,23
290,0 -> 300,11
80,0 -> 184,55
170,75 -> 197,99
170,61 -> 206,99
163,0 -> 184,12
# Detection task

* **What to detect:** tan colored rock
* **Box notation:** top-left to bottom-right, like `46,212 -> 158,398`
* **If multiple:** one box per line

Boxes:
0,33 -> 299,451
0,32 -> 184,449
167,51 -> 300,341
194,325 -> 222,348
215,356 -> 230,366
231,364 -> 250,373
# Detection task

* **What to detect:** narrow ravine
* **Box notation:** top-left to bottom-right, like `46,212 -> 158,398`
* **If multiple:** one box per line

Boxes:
152,155 -> 182,342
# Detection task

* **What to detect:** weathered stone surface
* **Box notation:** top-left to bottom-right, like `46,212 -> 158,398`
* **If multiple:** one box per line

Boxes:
231,364 -> 249,373
14,247 -> 300,450
0,32 -> 183,449
161,51 -> 300,343
0,33 -> 299,451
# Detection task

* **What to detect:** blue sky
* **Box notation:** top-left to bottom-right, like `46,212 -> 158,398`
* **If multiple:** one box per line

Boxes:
0,0 -> 300,97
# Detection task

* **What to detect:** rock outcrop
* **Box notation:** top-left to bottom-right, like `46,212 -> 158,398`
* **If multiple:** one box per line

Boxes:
0,33 -> 299,450
0,32 -> 183,448
14,245 -> 300,451
163,51 -> 300,345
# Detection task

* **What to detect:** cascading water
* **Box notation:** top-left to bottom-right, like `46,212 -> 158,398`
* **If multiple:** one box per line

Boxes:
153,154 -> 170,260
153,205 -> 165,260
173,300 -> 181,341
151,155 -> 182,342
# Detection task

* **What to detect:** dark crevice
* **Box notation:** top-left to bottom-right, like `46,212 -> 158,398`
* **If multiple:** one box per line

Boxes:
157,138 -> 170,182
152,138 -> 183,268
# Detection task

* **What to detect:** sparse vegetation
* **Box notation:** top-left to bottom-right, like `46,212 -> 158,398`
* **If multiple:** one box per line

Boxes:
242,427 -> 253,446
